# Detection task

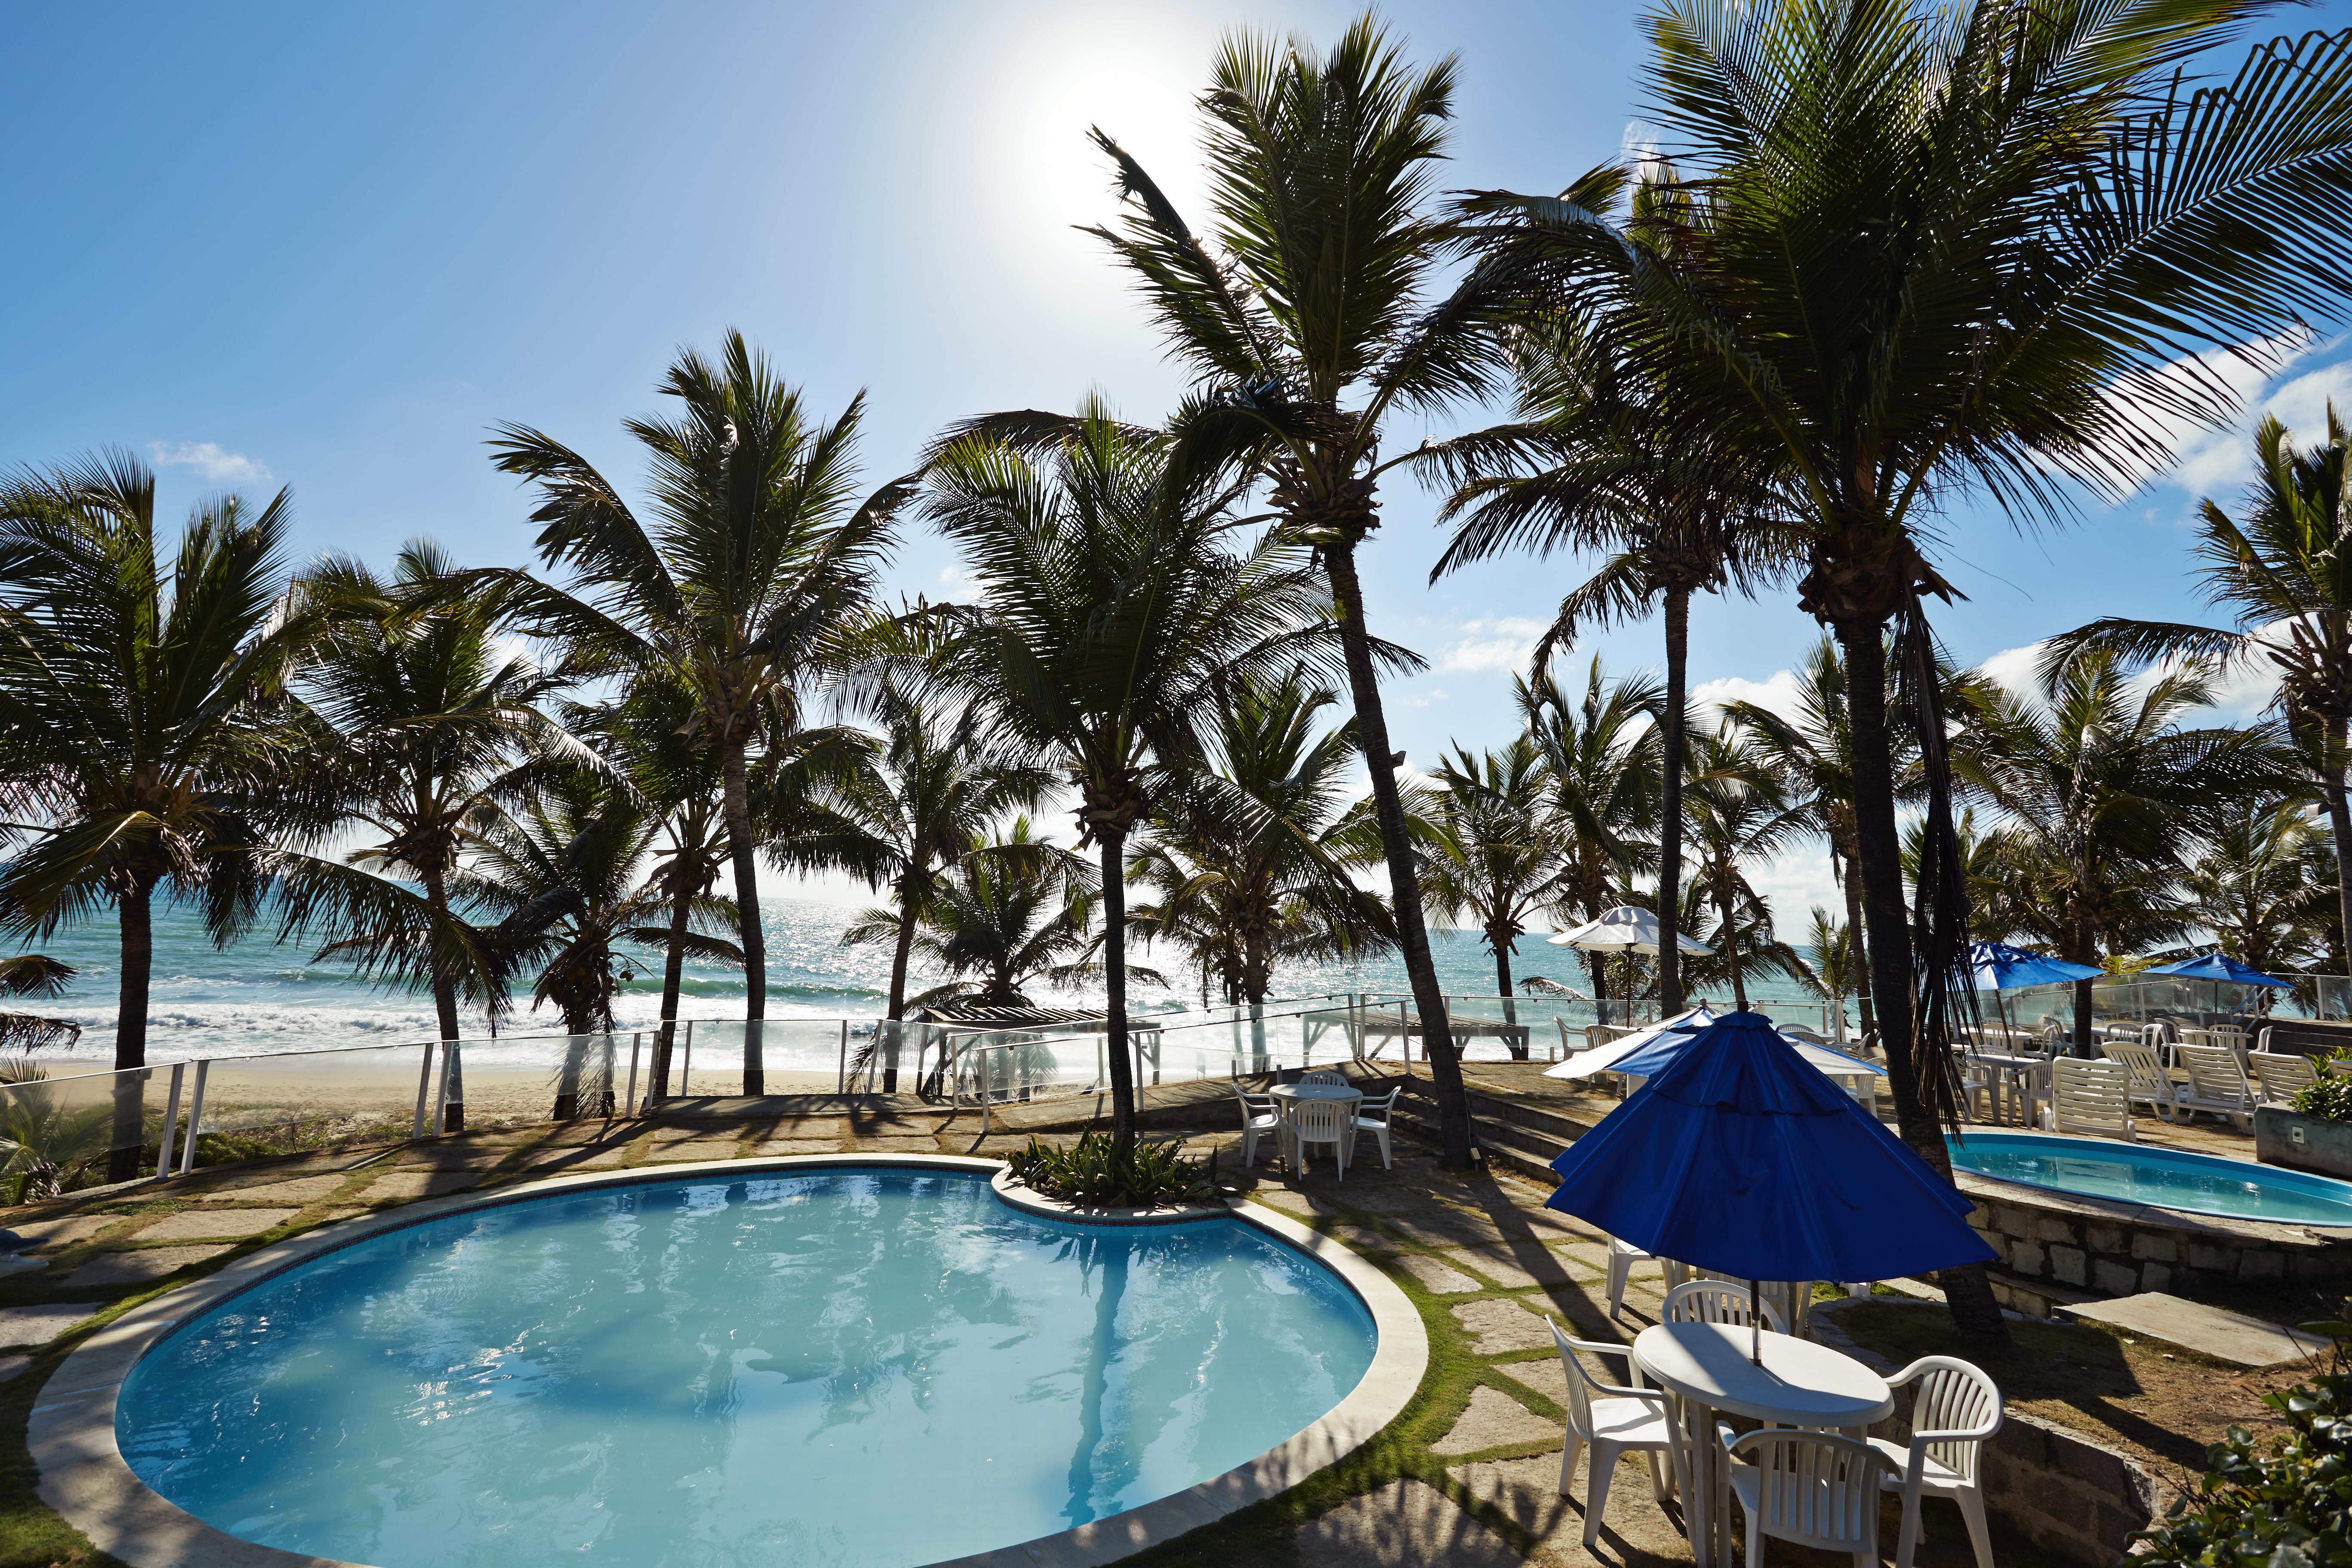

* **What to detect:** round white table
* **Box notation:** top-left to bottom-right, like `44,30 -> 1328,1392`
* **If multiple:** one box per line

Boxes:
1633,1320 -> 1893,1568
1270,1081 -> 1362,1175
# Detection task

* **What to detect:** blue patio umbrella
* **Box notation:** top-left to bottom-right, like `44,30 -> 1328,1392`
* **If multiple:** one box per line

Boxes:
1969,941 -> 2102,991
1545,1010 -> 1996,1359
2144,952 -> 2296,989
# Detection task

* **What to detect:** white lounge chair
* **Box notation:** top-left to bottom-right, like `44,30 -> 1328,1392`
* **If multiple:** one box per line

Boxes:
2176,1043 -> 2260,1128
1231,1083 -> 1282,1168
1283,1095 -> 1353,1177
1725,1430 -> 1886,1568
1870,1355 -> 2003,1568
1548,1319 -> 1677,1548
1348,1086 -> 1400,1170
1605,1235 -> 1687,1321
2040,1057 -> 2135,1142
2250,1050 -> 2319,1105
2097,1038 -> 2186,1123
1663,1277 -> 1787,1334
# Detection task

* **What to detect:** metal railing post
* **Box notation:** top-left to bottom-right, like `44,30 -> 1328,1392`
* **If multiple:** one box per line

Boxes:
156,1062 -> 185,1179
431,1043 -> 455,1136
178,1060 -> 211,1176
680,1020 -> 693,1097
624,1032 -> 641,1117
410,1041 -> 437,1140
838,1022 -> 849,1095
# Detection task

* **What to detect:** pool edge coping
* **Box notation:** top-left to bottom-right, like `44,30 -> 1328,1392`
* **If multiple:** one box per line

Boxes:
1948,1132 -> 2352,1239
29,1152 -> 1428,1568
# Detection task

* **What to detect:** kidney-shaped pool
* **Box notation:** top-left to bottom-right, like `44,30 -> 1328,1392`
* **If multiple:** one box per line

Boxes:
115,1167 -> 1378,1568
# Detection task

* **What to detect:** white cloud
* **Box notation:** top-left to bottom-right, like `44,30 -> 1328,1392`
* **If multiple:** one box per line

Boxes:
147,441 -> 272,486
1975,642 -> 2046,703
1396,685 -> 1451,709
1974,635 -> 2282,723
936,562 -> 978,599
1437,616 -> 1548,674
2122,330 -> 2351,500
1689,668 -> 1806,723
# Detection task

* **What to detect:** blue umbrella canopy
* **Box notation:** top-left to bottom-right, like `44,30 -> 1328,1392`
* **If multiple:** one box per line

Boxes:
1969,940 -> 2102,991
1544,1011 -> 1996,1283
2143,952 -> 2296,989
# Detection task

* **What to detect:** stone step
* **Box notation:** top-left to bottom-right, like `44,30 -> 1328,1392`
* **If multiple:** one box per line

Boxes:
2065,1291 -> 2330,1367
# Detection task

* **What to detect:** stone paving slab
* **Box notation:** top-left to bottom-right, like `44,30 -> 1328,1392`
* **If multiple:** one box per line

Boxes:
0,1302 -> 99,1348
1394,1253 -> 1484,1295
135,1207 -> 299,1242
1493,1354 -> 1571,1408
745,1140 -> 842,1158
1294,1478 -> 1529,1568
517,1144 -> 631,1170
365,1170 -> 482,1202
201,1173 -> 355,1204
3,1214 -> 122,1250
1454,1297 -> 1554,1354
1330,1225 -> 1394,1253
1452,1449 -> 1694,1564
1446,1243 -> 1581,1289
2069,1291 -> 2331,1367
1381,1210 -> 1513,1248
855,1136 -> 946,1153
64,1245 -> 233,1287
1433,1384 -> 1562,1455
643,1141 -> 743,1163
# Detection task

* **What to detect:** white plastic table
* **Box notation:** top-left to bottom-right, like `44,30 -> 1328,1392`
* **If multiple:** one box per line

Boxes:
1270,1081 -> 1361,1174
1633,1320 -> 1893,1568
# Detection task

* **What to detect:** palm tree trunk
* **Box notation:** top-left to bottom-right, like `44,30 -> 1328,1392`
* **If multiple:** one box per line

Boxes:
1099,828 -> 1136,1151
1326,537 -> 1473,1167
422,862 -> 465,1134
2326,717 -> 2352,972
652,870 -> 693,1101
1659,587 -> 1690,1014
1839,844 -> 1876,1037
1492,928 -> 1513,998
883,879 -> 918,1093
722,738 -> 767,1097
1587,950 -> 1608,1026
1718,879 -> 1747,1012
1838,621 -> 2008,1343
106,881 -> 153,1182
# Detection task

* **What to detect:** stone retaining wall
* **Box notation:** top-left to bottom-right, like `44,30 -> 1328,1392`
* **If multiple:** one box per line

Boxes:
1813,1300 -> 2179,1565
1962,1173 -> 2352,1302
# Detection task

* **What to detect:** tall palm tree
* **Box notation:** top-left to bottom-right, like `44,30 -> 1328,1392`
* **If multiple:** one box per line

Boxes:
1460,2 -> 2352,1337
1081,15 -> 1514,1166
1682,726 -> 1809,1012
824,689 -> 1047,1088
1803,907 -> 1861,1046
2182,795 -> 2335,979
487,332 -> 918,1094
1421,737 -> 1561,1017
842,818 -> 1101,1014
1674,877 -> 1813,1014
919,412 -> 1344,1150
1129,670 -> 1395,1007
1954,650 -> 2276,1051
276,542 -> 587,1112
2046,407 -> 2352,968
1724,637 -> 1874,1037
0,453 -> 331,1178
1520,658 -> 1661,1016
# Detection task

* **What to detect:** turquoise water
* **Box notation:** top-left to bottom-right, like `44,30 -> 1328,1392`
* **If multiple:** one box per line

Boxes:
1947,1133 -> 2352,1225
116,1169 -> 1377,1568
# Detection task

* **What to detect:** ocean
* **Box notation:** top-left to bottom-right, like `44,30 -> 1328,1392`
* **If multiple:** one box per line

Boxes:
17,889 -> 1832,1065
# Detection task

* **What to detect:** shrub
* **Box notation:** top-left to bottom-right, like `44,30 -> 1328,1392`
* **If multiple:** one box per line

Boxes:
2135,1319 -> 2352,1566
2293,1072 -> 2352,1124
1006,1132 -> 1220,1209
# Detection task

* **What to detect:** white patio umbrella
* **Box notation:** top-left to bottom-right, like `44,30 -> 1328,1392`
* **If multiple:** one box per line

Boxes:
1546,904 -> 1713,955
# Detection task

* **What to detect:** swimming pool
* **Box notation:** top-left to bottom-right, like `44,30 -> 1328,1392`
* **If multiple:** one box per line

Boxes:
113,1167 -> 1379,1568
1948,1132 -> 2352,1226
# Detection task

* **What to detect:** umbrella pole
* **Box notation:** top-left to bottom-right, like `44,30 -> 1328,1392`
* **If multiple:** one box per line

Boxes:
1751,1279 -> 1762,1364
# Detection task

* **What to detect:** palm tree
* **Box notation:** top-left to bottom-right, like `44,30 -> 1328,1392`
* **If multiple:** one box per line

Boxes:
1129,670 -> 1395,1008
1954,650 -> 2276,1052
1724,637 -> 1875,1037
1081,15 -> 1514,1166
919,412 -> 1343,1149
0,453 -> 330,1178
1675,878 -> 1813,1014
1682,726 -> 1810,1012
2182,796 -> 2335,979
276,542 -> 587,1127
2046,408 -> 2352,970
1803,907 -> 1861,1046
824,689 -> 1047,1089
842,818 -> 1099,1013
0,955 -> 80,1058
1461,1 -> 2352,1339
487,332 -> 918,1094
1422,738 -> 1561,1020
1520,658 -> 1661,1017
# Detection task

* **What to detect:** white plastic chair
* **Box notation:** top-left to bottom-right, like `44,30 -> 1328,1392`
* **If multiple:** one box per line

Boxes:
2097,1038 -> 2186,1122
1725,1430 -> 1885,1567
1869,1355 -> 2003,1568
1548,1319 -> 1677,1549
2176,1043 -> 2260,1128
1231,1082 -> 1282,1167
1283,1095 -> 1353,1178
1300,1069 -> 1349,1086
1605,1235 -> 1687,1321
1348,1086 -> 1400,1170
1663,1277 -> 1788,1334
2040,1057 -> 2135,1142
2251,1050 -> 2319,1105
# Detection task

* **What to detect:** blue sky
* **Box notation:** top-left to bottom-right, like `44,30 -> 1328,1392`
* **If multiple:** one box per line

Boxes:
9,0 -> 2352,915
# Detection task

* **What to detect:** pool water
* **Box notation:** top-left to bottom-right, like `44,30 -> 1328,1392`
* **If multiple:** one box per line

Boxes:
116,1168 -> 1376,1568
1948,1132 -> 2352,1225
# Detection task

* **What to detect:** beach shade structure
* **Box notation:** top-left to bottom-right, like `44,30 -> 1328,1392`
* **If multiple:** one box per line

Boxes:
1545,1004 -> 1886,1087
1545,1009 -> 1996,1361
2143,952 -> 2295,989
1547,904 -> 1713,955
